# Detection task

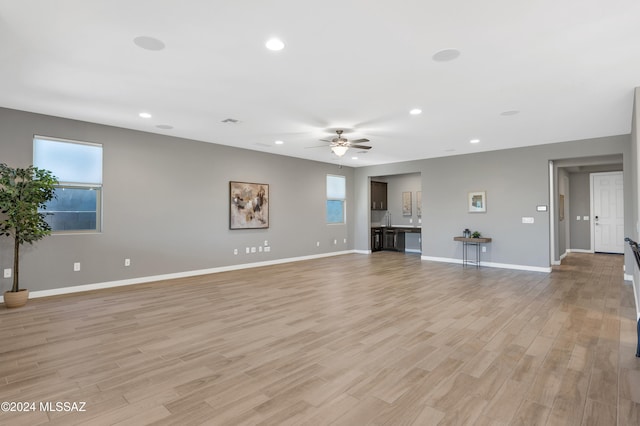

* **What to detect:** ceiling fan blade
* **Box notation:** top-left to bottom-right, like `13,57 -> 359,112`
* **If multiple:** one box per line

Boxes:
350,138 -> 370,143
305,144 -> 329,149
351,144 -> 372,150
319,138 -> 334,143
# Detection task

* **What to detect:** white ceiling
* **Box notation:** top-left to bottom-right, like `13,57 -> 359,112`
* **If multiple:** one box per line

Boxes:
1,1 -> 639,167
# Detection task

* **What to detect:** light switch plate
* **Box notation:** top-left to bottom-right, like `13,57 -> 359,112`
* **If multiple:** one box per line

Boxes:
522,217 -> 534,224
583,216 -> 589,220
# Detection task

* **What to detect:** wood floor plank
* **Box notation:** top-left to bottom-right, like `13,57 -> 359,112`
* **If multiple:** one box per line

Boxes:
0,252 -> 635,425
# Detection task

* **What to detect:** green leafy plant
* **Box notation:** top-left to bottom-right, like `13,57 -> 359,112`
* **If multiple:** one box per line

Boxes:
471,231 -> 482,238
0,164 -> 58,293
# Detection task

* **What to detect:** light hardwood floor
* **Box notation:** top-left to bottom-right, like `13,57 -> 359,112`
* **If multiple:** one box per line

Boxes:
0,252 -> 638,425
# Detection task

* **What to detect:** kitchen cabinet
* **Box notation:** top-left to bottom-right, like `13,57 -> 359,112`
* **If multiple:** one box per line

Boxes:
371,227 -> 382,252
382,228 -> 405,252
371,181 -> 388,210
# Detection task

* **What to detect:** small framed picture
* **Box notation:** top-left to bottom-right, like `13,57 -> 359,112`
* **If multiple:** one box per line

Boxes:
402,191 -> 412,216
468,191 -> 486,213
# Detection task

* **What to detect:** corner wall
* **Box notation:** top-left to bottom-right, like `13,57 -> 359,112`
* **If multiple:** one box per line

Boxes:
632,88 -> 640,318
356,134 -> 631,271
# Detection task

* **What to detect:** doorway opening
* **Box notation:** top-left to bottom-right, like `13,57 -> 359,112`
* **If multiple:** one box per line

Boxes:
550,155 -> 624,265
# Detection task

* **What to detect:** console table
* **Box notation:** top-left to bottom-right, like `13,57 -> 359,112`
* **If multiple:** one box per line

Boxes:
453,236 -> 492,267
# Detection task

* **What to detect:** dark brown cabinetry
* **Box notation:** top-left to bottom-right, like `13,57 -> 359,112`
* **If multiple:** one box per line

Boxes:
382,228 -> 405,252
371,181 -> 388,210
371,227 -> 382,252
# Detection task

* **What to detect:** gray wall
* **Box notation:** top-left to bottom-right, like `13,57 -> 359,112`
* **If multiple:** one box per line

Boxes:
631,88 -> 640,316
355,135 -> 631,270
0,108 -> 354,292
1,105 -> 635,295
569,172 -> 591,250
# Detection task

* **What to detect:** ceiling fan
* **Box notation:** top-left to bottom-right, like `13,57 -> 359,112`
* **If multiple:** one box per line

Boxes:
320,130 -> 372,157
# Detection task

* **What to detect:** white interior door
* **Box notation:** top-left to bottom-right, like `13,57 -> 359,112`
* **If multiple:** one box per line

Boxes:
592,172 -> 624,254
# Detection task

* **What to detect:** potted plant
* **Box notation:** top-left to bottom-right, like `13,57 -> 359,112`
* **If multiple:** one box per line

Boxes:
0,164 -> 57,308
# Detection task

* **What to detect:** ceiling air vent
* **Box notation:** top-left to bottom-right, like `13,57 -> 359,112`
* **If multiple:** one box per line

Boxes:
221,118 -> 239,123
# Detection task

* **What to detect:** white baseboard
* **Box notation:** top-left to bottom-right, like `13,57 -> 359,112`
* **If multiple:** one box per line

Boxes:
567,249 -> 594,254
1,250 -> 358,303
404,249 -> 422,254
420,256 -> 552,273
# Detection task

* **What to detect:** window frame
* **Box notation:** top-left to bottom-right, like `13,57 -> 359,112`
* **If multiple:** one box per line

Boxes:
326,174 -> 346,225
33,135 -> 103,234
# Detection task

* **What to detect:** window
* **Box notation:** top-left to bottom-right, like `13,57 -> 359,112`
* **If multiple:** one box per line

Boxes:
33,136 -> 103,232
326,174 -> 346,224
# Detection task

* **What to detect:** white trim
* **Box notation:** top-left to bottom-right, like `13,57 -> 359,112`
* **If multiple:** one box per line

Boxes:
1,250 -> 357,303
567,249 -> 594,254
560,251 -> 568,260
404,249 -> 422,254
421,255 -> 552,273
549,161 -> 556,265
551,260 -> 561,266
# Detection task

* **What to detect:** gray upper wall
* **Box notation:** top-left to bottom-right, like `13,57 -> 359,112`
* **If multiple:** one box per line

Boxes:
0,106 -> 634,293
0,107 -> 354,292
355,134 -> 632,270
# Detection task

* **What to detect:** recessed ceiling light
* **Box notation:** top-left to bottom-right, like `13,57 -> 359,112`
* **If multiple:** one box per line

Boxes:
139,112 -> 152,119
470,138 -> 480,144
432,49 -> 461,62
265,38 -> 285,51
500,110 -> 520,116
274,140 -> 284,145
133,36 -> 165,51
410,108 -> 422,115
156,124 -> 173,130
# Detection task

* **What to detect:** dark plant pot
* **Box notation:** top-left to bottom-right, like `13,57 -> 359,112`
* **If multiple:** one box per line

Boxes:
4,289 -> 29,308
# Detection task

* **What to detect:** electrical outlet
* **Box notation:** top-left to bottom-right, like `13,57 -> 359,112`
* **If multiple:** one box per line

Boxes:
482,246 -> 487,252
409,218 -> 413,224
333,239 -> 337,245
258,246 -> 263,252
251,247 -> 256,253
73,262 -> 81,272
124,258 -> 131,267
576,216 -> 581,220
245,247 -> 250,254
343,238 -> 347,244
3,268 -> 11,278
316,241 -> 320,247
233,248 -> 238,255
265,246 -> 271,252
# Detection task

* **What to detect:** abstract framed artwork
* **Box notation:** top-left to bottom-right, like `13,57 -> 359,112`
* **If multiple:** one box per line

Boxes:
229,181 -> 269,229
468,191 -> 486,213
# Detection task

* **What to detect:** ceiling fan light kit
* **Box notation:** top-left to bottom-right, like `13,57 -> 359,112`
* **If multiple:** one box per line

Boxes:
331,145 -> 349,157
321,129 -> 372,157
